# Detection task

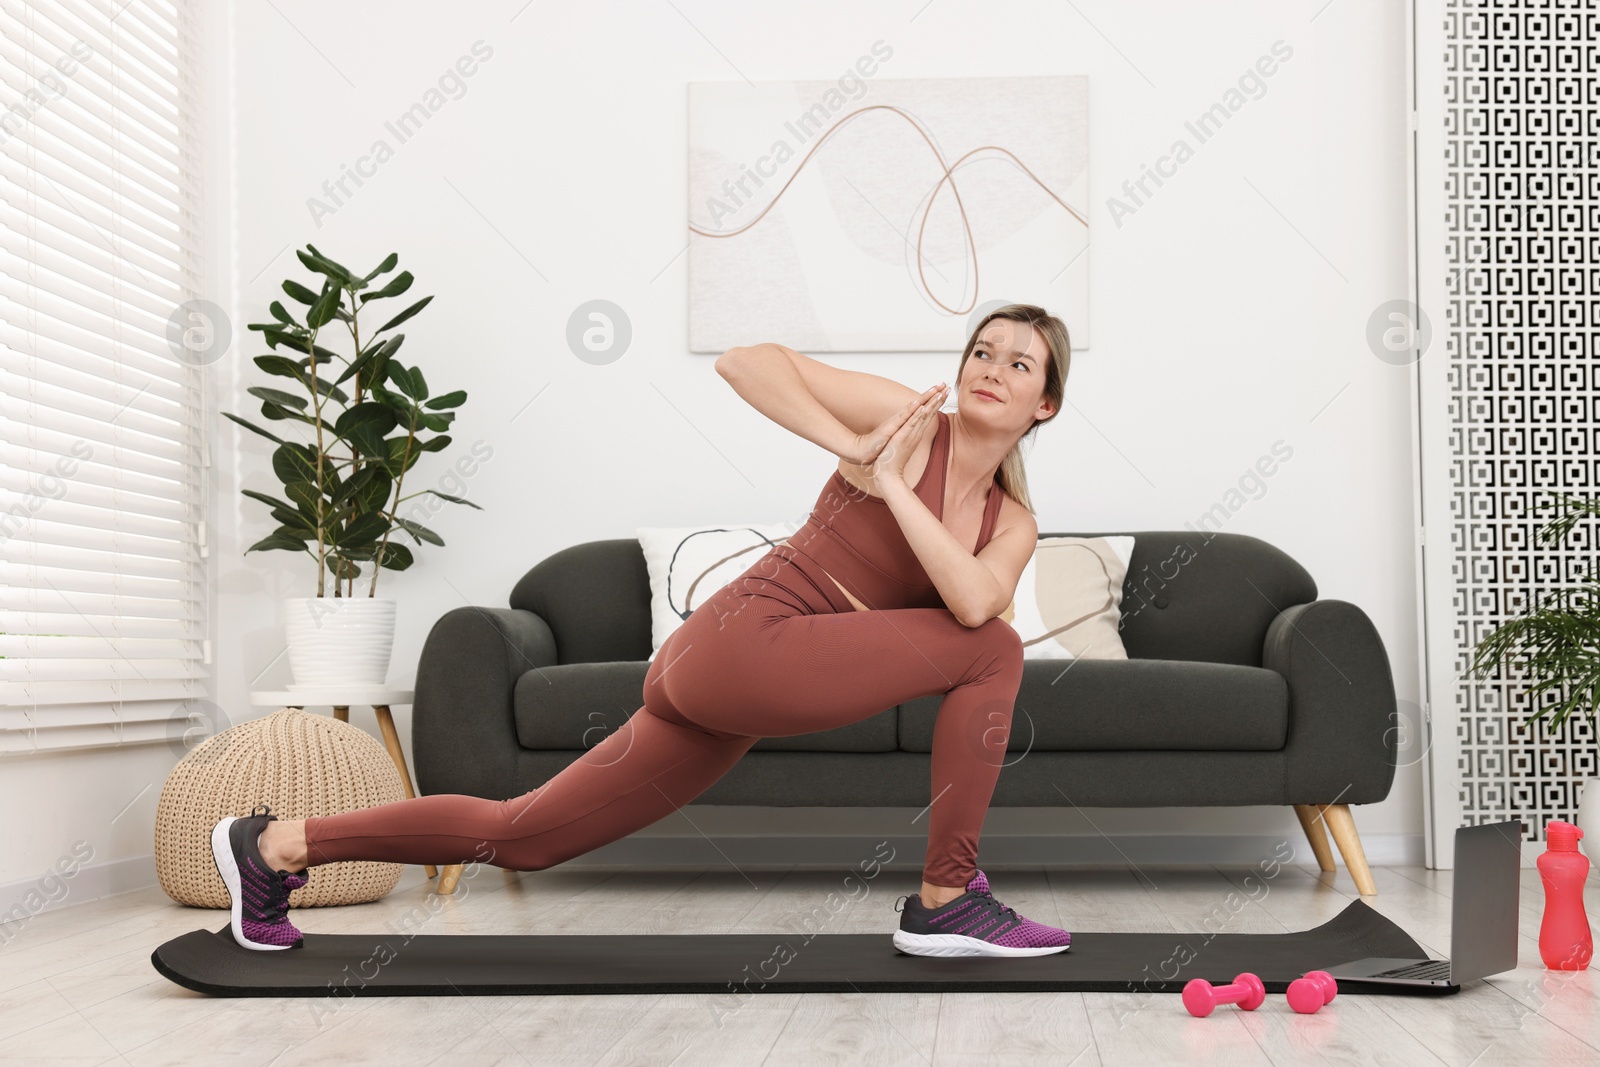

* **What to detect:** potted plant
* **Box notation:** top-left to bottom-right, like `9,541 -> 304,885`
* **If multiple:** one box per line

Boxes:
1467,491 -> 1600,848
225,245 -> 480,687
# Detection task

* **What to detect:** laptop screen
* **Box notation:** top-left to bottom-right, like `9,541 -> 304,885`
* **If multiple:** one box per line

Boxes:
1450,819 -> 1523,983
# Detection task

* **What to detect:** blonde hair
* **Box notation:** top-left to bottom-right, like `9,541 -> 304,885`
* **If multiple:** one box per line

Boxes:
954,303 -> 1070,515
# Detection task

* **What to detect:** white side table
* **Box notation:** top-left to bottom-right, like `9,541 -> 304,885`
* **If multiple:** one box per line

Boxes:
249,686 -> 466,894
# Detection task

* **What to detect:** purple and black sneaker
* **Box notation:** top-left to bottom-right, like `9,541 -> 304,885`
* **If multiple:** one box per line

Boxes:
892,869 -> 1072,958
210,803 -> 308,951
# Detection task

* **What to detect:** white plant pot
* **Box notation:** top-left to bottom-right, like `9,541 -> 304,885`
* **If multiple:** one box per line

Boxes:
1576,776 -> 1600,861
283,596 -> 396,688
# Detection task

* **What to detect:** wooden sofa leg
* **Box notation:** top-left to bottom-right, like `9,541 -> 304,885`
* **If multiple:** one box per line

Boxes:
1293,803 -> 1337,873
1321,803 -> 1378,897
436,864 -> 465,895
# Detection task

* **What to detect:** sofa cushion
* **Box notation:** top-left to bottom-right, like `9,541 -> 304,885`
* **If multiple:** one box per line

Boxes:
1102,530 -> 1318,667
897,658 -> 1288,752
509,540 -> 655,665
512,664 -> 900,753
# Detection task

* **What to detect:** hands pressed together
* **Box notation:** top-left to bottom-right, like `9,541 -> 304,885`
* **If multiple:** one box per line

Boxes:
841,383 -> 949,496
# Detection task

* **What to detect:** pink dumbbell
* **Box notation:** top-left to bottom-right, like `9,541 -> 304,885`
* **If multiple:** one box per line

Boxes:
1286,970 -> 1338,1014
1182,972 -> 1266,1017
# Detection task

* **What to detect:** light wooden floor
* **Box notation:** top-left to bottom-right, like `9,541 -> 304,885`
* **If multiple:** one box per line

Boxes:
0,858 -> 1595,1066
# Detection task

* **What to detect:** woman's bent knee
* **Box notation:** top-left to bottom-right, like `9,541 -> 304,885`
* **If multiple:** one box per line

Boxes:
976,616 -> 1025,665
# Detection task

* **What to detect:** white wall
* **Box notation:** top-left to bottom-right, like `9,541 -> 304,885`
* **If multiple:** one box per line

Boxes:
1,0 -> 1423,900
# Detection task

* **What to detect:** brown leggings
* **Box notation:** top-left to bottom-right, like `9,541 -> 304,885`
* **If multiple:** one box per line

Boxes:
303,548 -> 1024,887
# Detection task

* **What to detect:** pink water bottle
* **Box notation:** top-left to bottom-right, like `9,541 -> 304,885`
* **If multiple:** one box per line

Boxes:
1538,820 -> 1593,970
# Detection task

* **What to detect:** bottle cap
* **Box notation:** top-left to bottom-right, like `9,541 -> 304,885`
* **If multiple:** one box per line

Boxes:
1546,819 -> 1584,850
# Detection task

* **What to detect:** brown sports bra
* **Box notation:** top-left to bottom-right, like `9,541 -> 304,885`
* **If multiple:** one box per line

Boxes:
776,410 -> 1004,611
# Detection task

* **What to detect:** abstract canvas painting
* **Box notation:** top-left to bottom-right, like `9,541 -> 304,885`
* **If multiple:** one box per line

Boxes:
687,73 -> 1088,353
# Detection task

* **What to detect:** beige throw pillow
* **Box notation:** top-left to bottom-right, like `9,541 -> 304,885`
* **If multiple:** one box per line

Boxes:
636,523 -> 796,661
1001,535 -> 1134,659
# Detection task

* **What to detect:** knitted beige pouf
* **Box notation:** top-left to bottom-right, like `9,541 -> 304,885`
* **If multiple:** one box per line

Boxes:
155,706 -> 406,908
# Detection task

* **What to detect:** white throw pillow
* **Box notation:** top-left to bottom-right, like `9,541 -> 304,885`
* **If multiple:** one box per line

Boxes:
1001,536 -> 1135,659
636,523 -> 797,661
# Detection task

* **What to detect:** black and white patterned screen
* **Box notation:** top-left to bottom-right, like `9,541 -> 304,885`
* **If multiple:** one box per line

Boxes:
1445,0 -> 1600,842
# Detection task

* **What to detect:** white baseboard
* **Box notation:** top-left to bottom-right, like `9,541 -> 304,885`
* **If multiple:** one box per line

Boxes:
499,832 -> 1428,872
0,853 -> 158,941
0,833 -> 1426,929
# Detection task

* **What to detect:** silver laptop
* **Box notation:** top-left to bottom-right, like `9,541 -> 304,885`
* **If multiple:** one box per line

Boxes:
1317,819 -> 1523,989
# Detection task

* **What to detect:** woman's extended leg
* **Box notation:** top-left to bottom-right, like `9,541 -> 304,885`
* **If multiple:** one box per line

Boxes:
221,565 -> 1029,951
296,704 -> 759,871
272,582 -> 1019,890
255,565 -> 1013,885
262,685 -> 744,881
216,701 -> 759,950
287,602 -> 1019,888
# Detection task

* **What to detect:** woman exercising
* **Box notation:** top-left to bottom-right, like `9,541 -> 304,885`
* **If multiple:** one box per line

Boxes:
211,303 -> 1071,958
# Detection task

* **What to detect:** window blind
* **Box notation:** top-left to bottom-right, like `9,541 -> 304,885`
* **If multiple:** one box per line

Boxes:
0,0 -> 207,753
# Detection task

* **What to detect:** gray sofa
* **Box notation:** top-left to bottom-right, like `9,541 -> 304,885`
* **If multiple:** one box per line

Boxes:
412,530 -> 1398,894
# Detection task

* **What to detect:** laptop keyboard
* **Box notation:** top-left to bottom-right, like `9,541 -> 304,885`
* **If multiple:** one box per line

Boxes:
1370,959 -> 1451,981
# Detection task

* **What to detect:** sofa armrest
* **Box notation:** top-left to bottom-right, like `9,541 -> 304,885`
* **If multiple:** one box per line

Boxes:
413,605 -> 557,801
1262,599 -> 1398,804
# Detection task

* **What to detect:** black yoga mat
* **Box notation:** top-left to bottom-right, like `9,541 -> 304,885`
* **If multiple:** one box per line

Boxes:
150,898 -> 1454,998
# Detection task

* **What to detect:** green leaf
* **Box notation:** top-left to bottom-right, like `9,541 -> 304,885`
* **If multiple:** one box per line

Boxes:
393,516 -> 444,546
423,390 -> 466,410
359,270 -> 413,303
272,443 -> 321,487
283,481 -> 323,517
241,488 -> 297,512
335,334 -> 395,387
359,252 -> 399,284
282,279 -> 320,305
334,402 -> 398,442
419,412 -> 451,433
356,469 -> 392,513
320,461 -> 344,498
308,375 -> 350,406
247,386 -> 308,410
348,422 -> 391,462
269,301 -> 297,325
376,542 -> 414,571
331,465 -> 386,507
358,335 -> 402,394
368,382 -> 413,416
259,400 -> 313,424
333,512 -> 389,547
376,295 -> 433,333
250,323 -> 294,350
421,488 -> 484,510
409,365 -> 428,400
245,530 -> 312,553
306,243 -> 355,278
388,435 -> 426,474
253,355 -> 304,380
341,539 -> 413,570
416,434 -> 452,452
387,363 -> 421,400
306,281 -> 343,329
355,335 -> 391,360
298,247 -> 351,284
222,411 -> 286,445
271,506 -> 315,532
269,330 -> 342,367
